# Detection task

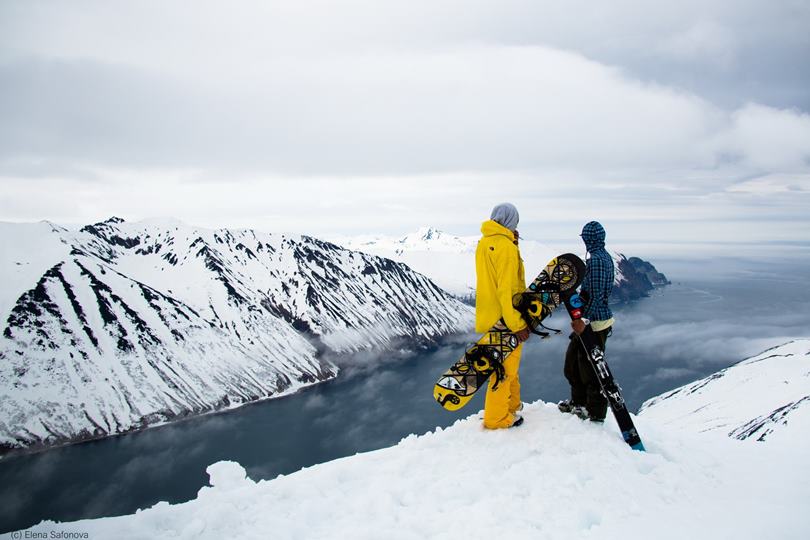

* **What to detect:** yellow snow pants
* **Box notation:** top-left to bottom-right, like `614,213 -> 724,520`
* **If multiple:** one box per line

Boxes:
483,343 -> 523,429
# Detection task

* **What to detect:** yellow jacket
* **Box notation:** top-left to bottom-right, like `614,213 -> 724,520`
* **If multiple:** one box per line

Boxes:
475,220 -> 527,333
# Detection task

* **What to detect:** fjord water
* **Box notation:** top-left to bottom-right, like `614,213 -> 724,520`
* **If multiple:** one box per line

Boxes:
2,255 -> 809,533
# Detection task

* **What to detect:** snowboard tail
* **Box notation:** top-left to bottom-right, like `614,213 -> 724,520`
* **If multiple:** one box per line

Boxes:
434,254 -> 585,411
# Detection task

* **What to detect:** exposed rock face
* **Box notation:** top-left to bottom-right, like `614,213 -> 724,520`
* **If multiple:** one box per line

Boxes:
0,219 -> 472,455
612,255 -> 670,303
627,257 -> 671,287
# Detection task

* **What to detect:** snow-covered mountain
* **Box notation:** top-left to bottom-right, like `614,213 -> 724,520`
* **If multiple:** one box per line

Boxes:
639,339 -> 810,442
335,227 -> 669,303
11,340 -> 809,539
0,219 -> 472,455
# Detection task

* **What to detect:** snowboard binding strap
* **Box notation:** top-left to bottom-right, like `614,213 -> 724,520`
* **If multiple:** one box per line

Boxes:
465,345 -> 507,390
490,359 -> 506,390
529,321 -> 562,339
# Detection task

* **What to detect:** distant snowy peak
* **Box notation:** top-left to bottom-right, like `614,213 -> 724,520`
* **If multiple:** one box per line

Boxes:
342,227 -> 476,257
413,226 -> 441,240
334,228 -> 482,298
639,339 -> 810,443
395,227 -> 474,254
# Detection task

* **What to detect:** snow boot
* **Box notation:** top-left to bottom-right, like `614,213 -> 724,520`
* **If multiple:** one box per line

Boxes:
510,415 -> 524,428
557,399 -> 574,412
572,406 -> 589,420
558,400 -> 584,414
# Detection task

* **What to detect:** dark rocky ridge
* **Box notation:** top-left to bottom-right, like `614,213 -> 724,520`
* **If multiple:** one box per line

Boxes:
612,255 -> 670,304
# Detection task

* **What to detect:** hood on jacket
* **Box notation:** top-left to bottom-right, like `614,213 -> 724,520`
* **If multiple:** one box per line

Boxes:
481,219 -> 516,241
581,221 -> 606,251
490,203 -> 519,231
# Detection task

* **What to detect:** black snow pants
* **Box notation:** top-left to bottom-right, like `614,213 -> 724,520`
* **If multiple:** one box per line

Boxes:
564,327 -> 611,420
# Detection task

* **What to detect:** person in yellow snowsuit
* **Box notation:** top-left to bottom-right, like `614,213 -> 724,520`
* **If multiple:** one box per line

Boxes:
476,203 -> 530,429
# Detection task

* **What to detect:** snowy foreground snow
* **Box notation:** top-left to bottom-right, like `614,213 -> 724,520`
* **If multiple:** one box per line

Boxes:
9,341 -> 810,539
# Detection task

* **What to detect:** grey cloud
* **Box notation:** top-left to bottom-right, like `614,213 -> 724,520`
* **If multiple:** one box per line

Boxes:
5,0 -> 805,110
643,367 -> 701,383
3,50 -> 808,181
1,1 -> 808,178
0,59 -> 229,171
609,303 -> 808,373
1,0 -> 809,247
302,393 -> 328,411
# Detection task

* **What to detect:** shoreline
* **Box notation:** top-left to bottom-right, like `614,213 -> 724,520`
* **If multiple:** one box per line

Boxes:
0,330 -> 472,461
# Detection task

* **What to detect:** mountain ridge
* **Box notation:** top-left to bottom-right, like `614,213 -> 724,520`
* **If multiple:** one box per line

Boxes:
0,218 -> 472,456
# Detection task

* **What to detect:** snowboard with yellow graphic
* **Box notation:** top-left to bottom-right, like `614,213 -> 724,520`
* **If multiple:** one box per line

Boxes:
433,253 -> 586,411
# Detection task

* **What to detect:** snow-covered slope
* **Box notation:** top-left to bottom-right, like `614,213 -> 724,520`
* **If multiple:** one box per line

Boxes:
335,227 -> 666,303
12,342 -> 810,539
0,219 -> 472,454
639,339 -> 810,443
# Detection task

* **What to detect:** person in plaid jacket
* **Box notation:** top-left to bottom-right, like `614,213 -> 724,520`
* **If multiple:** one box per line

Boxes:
558,221 -> 615,422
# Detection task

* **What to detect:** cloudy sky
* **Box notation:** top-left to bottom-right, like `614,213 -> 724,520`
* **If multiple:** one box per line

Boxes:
1,0 -> 809,253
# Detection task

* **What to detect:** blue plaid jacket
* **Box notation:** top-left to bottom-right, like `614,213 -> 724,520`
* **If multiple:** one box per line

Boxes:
580,222 -> 614,321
